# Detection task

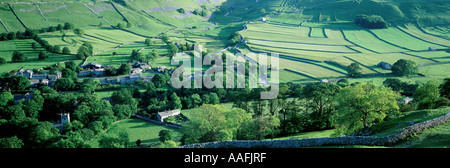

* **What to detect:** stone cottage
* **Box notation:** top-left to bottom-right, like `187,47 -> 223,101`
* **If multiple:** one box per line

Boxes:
157,109 -> 181,122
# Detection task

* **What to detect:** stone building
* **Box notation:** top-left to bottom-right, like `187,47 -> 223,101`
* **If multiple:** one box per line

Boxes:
157,109 -> 181,122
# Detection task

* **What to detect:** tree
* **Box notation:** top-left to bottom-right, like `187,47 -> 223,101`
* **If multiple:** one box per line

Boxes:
31,42 -> 38,50
0,91 -> 13,107
7,32 -> 16,40
136,139 -> 142,146
167,42 -> 178,56
0,136 -> 24,148
65,60 -> 76,71
7,76 -> 30,92
302,82 -> 340,129
332,83 -> 399,136
111,88 -> 138,112
63,23 -> 75,30
161,33 -> 170,43
158,130 -> 173,143
117,23 -> 125,29
154,140 -> 177,148
0,58 -> 5,65
440,78 -> 450,99
181,104 -> 227,144
347,63 -> 362,78
152,74 -> 168,88
126,22 -> 132,28
415,80 -> 441,110
98,131 -> 129,148
117,63 -> 131,75
76,46 -> 90,60
73,28 -> 84,36
29,121 -> 60,147
62,68 -> 77,79
53,78 -> 76,91
149,49 -> 159,61
208,93 -> 220,105
53,45 -> 61,54
80,78 -> 100,94
392,59 -> 418,77
336,79 -> 349,87
190,94 -> 202,108
38,51 -> 49,60
355,14 -> 387,29
177,8 -> 185,13
238,114 -> 280,140
22,94 -> 44,119
112,104 -> 133,120
169,92 -> 182,110
62,47 -> 71,55
11,51 -> 27,62
131,50 -> 145,62
382,78 -> 418,96
144,38 -> 152,46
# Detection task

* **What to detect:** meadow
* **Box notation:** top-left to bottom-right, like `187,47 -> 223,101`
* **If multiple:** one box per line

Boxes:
86,118 -> 183,148
0,39 -> 78,74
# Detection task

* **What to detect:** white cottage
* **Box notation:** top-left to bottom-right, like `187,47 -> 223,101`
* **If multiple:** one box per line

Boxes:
157,109 -> 181,122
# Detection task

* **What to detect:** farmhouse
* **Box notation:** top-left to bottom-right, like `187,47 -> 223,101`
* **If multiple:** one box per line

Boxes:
428,46 -> 437,51
133,62 -> 151,69
82,62 -> 103,70
17,68 -> 33,79
15,68 -> 62,87
78,62 -> 106,77
157,109 -> 181,122
377,61 -> 392,70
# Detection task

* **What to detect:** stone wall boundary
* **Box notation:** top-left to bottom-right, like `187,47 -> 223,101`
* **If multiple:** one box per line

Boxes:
179,110 -> 450,148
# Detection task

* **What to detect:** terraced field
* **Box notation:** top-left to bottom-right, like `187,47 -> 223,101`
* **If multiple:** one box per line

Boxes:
239,3 -> 450,83
0,39 -> 78,74
0,0 -> 448,85
0,3 -> 26,32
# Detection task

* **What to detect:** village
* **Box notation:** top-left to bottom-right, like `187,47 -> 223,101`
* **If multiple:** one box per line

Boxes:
13,61 -> 169,87
10,59 -> 189,133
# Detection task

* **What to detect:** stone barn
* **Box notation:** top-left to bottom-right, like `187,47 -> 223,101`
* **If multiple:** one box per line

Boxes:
157,109 -> 181,122
377,61 -> 392,70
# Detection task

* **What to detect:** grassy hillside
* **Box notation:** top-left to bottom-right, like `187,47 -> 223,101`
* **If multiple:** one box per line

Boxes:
0,0 -> 448,83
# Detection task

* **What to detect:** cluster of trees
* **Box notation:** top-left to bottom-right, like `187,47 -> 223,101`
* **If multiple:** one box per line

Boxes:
76,42 -> 93,59
193,7 -> 208,17
181,104 -> 279,145
355,14 -> 388,29
177,76 -> 450,142
0,23 -> 73,41
116,22 -> 133,29
228,32 -> 242,46
347,59 -> 418,78
11,51 -> 27,62
176,8 -> 185,14
391,59 -> 418,77
104,63 -> 131,76
1,29 -> 70,63
0,83 -> 138,148
34,33 -> 71,56
0,75 -> 30,92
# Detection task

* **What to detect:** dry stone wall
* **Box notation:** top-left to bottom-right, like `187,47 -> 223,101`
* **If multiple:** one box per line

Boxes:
179,110 -> 450,148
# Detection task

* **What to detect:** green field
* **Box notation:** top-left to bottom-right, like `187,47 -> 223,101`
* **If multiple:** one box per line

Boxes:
86,118 -> 183,148
0,39 -> 78,74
